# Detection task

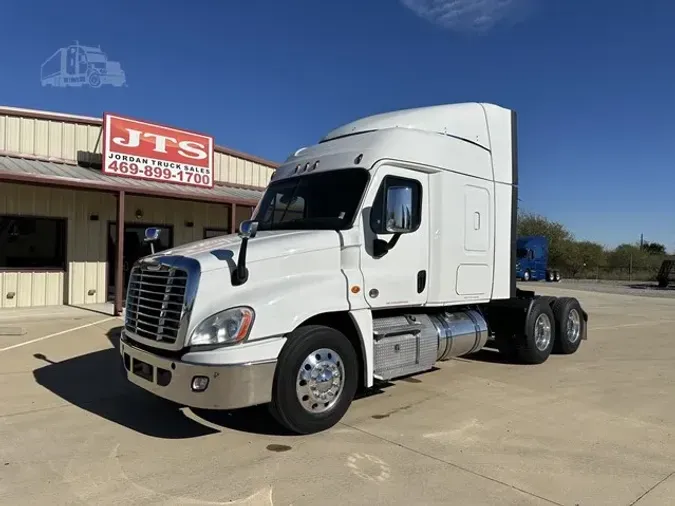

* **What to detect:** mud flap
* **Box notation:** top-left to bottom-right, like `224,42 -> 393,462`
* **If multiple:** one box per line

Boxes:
581,309 -> 589,340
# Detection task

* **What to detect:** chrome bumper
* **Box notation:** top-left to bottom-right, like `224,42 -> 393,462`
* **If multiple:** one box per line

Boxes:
119,335 -> 277,410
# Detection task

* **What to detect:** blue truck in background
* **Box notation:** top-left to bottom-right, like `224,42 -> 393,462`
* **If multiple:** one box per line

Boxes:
516,235 -> 561,282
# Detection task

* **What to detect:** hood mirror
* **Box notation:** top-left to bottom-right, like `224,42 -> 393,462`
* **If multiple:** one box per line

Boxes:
238,220 -> 259,239
144,227 -> 161,254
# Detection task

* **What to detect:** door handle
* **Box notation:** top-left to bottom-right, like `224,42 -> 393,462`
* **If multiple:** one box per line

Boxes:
417,270 -> 427,294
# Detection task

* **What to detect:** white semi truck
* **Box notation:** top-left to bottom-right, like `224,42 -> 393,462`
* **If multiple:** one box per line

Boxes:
120,103 -> 588,434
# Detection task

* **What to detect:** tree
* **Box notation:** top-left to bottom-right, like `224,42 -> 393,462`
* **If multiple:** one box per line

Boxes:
608,243 -> 649,270
642,242 -> 666,256
517,211 -> 574,269
579,241 -> 607,267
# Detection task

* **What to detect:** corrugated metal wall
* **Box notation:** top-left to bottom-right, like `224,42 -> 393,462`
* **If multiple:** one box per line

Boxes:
0,182 -> 249,308
0,113 -> 276,187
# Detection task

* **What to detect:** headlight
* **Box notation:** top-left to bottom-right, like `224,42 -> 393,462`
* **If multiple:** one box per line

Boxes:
189,307 -> 254,346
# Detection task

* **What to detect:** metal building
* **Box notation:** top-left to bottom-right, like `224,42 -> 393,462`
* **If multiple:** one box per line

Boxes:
0,106 -> 276,314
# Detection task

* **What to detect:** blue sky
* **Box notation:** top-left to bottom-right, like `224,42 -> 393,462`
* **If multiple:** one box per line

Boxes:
2,0 -> 674,251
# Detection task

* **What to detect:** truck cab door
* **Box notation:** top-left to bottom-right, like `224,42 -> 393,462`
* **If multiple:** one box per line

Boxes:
359,166 -> 429,309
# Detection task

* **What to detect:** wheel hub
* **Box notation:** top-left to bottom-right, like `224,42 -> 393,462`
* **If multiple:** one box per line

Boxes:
534,313 -> 552,351
296,348 -> 344,414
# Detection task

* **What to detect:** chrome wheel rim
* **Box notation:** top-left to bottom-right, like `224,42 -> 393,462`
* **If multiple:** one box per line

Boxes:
534,313 -> 552,351
566,309 -> 581,344
296,348 -> 345,414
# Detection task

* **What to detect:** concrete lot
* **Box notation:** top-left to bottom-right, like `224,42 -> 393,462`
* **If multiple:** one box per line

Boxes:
557,279 -> 675,299
1,286 -> 675,506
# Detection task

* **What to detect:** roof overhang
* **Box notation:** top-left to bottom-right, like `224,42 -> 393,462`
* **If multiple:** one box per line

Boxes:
0,153 -> 263,206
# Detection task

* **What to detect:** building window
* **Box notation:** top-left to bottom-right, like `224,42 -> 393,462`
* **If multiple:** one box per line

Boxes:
0,216 -> 67,270
203,228 -> 230,239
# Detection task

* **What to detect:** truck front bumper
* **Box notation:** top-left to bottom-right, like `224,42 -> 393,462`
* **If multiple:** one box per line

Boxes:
120,335 -> 277,410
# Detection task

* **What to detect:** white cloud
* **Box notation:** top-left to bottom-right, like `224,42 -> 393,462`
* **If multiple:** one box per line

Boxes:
400,0 -> 532,33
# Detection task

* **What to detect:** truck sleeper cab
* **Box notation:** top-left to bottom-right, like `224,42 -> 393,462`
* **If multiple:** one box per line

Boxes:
120,103 -> 588,435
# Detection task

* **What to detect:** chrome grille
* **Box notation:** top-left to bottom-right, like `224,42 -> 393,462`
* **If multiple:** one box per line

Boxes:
125,265 -> 188,345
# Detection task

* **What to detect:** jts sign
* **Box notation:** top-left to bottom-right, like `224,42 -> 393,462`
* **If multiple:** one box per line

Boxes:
102,113 -> 214,188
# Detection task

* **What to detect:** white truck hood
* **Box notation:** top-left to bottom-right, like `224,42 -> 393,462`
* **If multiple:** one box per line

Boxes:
154,229 -> 341,273
136,228 -> 351,346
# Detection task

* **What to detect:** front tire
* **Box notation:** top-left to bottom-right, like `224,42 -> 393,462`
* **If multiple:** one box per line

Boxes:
269,325 -> 358,435
522,270 -> 531,282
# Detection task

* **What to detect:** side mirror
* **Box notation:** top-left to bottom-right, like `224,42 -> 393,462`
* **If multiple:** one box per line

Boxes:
238,220 -> 259,239
144,227 -> 160,243
384,186 -> 414,234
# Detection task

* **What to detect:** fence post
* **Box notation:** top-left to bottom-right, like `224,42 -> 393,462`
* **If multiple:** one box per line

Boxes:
629,254 -> 633,282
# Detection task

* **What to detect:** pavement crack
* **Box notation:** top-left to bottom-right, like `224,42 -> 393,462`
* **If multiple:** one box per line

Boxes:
0,392 -> 127,420
628,471 -> 675,506
0,402 -> 78,419
339,422 -> 565,506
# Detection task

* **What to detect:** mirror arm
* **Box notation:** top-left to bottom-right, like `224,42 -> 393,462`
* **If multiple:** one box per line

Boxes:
387,233 -> 401,250
231,220 -> 258,286
373,233 -> 401,258
232,238 -> 250,285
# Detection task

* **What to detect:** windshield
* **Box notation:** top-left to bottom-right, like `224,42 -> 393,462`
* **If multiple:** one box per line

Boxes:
253,168 -> 369,231
517,247 -> 529,259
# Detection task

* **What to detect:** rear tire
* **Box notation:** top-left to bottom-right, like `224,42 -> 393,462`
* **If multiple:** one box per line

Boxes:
554,271 -> 561,282
552,297 -> 584,354
515,299 -> 555,364
269,325 -> 358,435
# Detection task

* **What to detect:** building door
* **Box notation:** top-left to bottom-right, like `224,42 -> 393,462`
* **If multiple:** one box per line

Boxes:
107,223 -> 173,302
